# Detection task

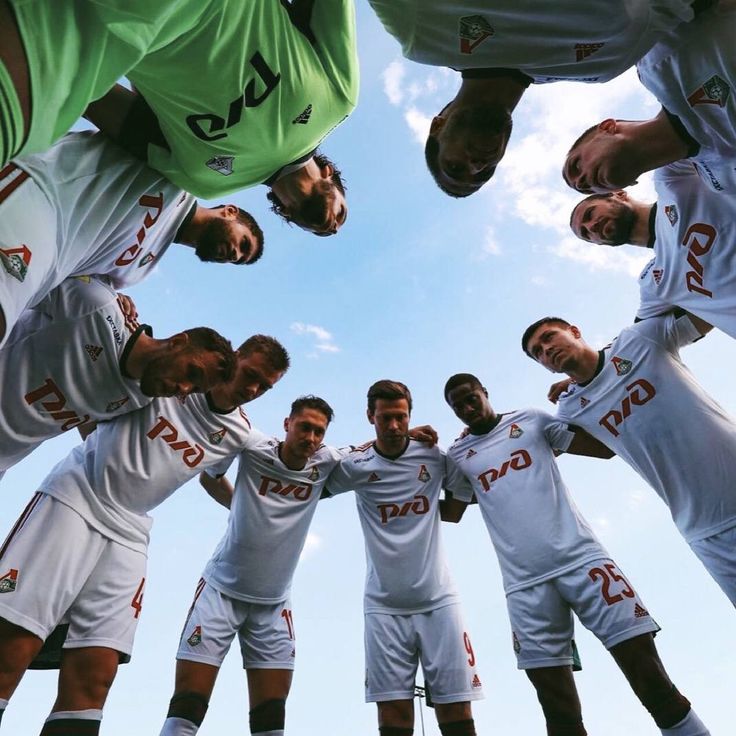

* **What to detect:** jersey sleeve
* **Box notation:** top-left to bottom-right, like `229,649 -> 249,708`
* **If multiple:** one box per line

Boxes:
323,456 -> 355,496
204,454 -> 237,479
632,312 -> 702,353
444,451 -> 474,503
636,258 -> 673,321
537,410 -> 575,452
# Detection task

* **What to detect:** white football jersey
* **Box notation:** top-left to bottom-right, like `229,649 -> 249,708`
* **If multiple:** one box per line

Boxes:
327,440 -> 459,614
0,276 -> 151,471
13,131 -> 194,293
203,435 -> 348,604
39,393 -> 252,553
637,5 -> 736,193
637,161 -> 736,337
369,0 -> 695,83
556,315 -> 736,543
445,409 -> 607,594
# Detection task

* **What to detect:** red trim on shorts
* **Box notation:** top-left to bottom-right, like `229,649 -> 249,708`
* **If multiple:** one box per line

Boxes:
0,491 -> 42,559
179,577 -> 207,635
0,162 -> 29,205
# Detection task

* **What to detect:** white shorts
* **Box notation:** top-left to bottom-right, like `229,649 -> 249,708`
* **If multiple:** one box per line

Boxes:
0,166 -> 58,349
364,603 -> 484,704
0,493 -> 147,656
690,525 -> 736,606
507,558 -> 660,670
176,579 -> 296,670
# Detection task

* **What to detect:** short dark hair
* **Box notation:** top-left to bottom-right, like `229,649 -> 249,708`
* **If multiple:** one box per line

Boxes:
237,334 -> 291,372
183,327 -> 237,383
212,204 -> 264,264
290,395 -> 334,423
443,373 -> 484,401
521,317 -> 572,358
567,123 -> 599,157
367,380 -> 412,414
569,193 -> 613,231
265,151 -> 346,225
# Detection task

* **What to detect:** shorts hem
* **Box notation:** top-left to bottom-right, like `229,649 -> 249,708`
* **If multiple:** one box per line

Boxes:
518,656 -> 575,670
64,637 -> 132,656
603,621 -> 660,650
366,690 -> 415,703
0,604 -> 47,639
430,690 -> 484,704
243,661 -> 296,671
176,652 -> 225,667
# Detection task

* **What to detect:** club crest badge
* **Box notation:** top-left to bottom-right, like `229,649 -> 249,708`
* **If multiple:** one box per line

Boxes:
187,626 -> 202,647
138,253 -> 155,268
85,344 -> 103,362
611,356 -> 633,376
580,397 -> 590,408
575,42 -> 605,62
459,15 -> 494,55
209,428 -> 227,445
664,204 -> 678,226
206,155 -> 235,176
688,74 -> 730,108
106,397 -> 130,413
0,568 -> 18,593
465,448 -> 477,459
509,423 -> 523,439
292,104 -> 313,125
0,244 -> 31,282
653,268 -> 664,285
417,464 -> 431,482
308,466 -> 320,481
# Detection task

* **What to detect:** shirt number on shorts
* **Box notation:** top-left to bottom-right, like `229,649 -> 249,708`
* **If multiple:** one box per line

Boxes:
131,577 -> 146,619
588,564 -> 634,606
463,632 -> 476,667
281,608 -> 295,639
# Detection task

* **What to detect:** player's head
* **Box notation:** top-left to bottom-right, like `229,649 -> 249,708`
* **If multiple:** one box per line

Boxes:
570,191 -> 637,245
266,152 -> 347,236
140,327 -> 237,398
220,334 -> 291,407
283,395 -> 335,464
563,119 -> 641,194
443,373 -> 491,432
425,100 -> 512,197
522,317 -> 586,375
194,204 -> 264,264
367,380 -> 412,453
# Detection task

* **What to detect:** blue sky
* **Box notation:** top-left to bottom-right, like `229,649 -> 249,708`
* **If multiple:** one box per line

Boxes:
3,4 -> 736,734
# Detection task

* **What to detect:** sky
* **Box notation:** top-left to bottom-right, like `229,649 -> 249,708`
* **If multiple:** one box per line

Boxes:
3,4 -> 736,735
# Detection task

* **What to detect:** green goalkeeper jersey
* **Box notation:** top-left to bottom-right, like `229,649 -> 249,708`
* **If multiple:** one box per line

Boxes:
127,0 -> 359,198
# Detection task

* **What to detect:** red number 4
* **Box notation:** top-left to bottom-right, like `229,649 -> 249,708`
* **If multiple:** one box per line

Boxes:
589,564 -> 635,606
131,577 -> 146,619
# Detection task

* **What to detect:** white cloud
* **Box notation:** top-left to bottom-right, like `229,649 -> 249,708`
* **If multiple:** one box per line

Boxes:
547,236 -> 651,277
382,60 -> 406,106
481,226 -> 502,256
404,106 -> 432,145
290,322 -> 340,356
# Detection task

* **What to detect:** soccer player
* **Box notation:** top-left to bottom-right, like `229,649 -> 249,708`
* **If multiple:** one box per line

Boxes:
563,3 -> 735,194
0,130 -> 263,348
442,373 -> 709,736
326,380 -> 482,736
0,275 -> 237,476
569,163 -> 736,339
0,334 -> 289,734
368,0 -> 703,197
522,314 -> 736,607
158,396 -> 344,736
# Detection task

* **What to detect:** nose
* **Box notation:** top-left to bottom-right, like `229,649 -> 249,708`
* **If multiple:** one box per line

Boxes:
177,381 -> 194,396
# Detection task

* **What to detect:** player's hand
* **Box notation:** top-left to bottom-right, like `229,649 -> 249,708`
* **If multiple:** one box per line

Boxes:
548,378 -> 574,403
408,424 -> 438,447
116,292 -> 139,331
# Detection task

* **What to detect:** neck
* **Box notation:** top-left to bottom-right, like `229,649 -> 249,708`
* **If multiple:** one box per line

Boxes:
469,411 -> 501,435
269,158 -> 319,206
175,203 -> 207,247
208,384 -> 235,412
455,76 -> 526,112
279,442 -> 307,471
375,437 -> 409,459
629,202 -> 656,247
123,332 -> 161,379
565,347 -> 601,384
622,115 -> 690,178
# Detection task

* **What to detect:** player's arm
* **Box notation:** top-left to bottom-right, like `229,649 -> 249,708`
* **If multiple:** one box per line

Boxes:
548,378 -> 574,404
683,311 -> 712,337
84,83 -> 168,162
77,421 -> 98,441
408,424 -> 438,447
199,472 -> 233,509
566,426 -> 615,459
439,492 -> 469,523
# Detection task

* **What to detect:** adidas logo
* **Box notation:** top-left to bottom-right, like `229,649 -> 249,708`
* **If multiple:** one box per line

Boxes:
580,397 -> 590,408
368,472 -> 380,482
106,397 -> 129,413
575,42 -> 604,62
471,674 -> 482,688
85,344 -> 103,362
634,603 -> 649,619
292,104 -> 313,125
465,448 -> 477,459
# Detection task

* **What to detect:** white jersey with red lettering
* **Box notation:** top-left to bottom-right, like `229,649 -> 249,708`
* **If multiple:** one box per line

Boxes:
369,0 -> 696,83
326,440 -> 459,614
202,435 -> 348,604
0,276 -> 151,472
556,315 -> 736,544
445,409 -> 608,594
637,161 -> 736,337
38,393 -> 252,554
637,5 -> 736,193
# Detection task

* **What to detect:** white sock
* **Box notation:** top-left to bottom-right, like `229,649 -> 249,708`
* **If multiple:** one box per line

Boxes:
661,709 -> 710,736
160,716 -> 201,736
46,709 -> 102,722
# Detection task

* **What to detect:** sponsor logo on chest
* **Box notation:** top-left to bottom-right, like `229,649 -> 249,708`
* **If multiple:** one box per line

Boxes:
575,42 -> 605,62
598,378 -> 656,437
477,449 -> 532,492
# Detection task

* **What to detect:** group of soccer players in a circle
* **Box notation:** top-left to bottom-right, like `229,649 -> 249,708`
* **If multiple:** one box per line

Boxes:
0,1 -> 733,735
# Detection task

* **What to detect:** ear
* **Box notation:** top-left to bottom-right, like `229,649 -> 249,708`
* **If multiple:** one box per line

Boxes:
599,118 -> 617,135
319,162 -> 334,179
283,416 -> 290,433
221,204 -> 239,219
429,115 -> 446,136
612,189 -> 628,201
367,409 -> 375,426
570,325 -> 582,339
482,387 -> 489,398
168,332 -> 189,350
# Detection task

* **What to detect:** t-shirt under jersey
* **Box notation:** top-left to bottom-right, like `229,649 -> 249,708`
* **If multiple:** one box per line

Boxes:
14,131 -> 194,293
369,0 -> 695,83
0,276 -> 151,471
445,409 -> 607,594
127,0 -> 359,197
327,439 -> 459,615
202,434 -> 348,605
637,5 -> 736,193
39,393 -> 252,554
556,315 -> 736,544
637,161 -> 736,338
